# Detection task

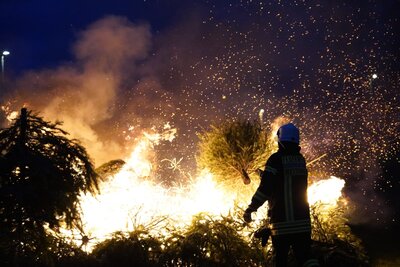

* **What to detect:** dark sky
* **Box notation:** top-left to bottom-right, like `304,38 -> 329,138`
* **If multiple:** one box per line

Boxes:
1,1 -> 398,84
0,0 -> 190,72
0,0 -> 399,224
2,1 -> 397,73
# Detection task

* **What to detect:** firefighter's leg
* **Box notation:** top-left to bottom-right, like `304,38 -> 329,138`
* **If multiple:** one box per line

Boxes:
272,235 -> 290,267
292,232 -> 319,267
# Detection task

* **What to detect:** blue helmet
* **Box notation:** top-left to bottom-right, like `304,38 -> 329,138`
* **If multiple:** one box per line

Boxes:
277,123 -> 300,144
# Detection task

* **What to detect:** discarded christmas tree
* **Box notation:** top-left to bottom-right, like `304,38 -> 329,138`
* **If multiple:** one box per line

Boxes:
0,108 -> 99,265
197,119 -> 273,187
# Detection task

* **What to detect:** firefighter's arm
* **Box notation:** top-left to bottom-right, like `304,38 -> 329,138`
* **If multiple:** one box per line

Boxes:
243,179 -> 268,223
244,156 -> 277,222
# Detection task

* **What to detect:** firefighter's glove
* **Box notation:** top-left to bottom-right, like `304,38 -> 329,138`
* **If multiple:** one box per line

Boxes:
254,227 -> 271,247
243,208 -> 253,223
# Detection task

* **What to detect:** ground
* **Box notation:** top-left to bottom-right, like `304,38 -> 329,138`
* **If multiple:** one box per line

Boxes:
351,223 -> 400,267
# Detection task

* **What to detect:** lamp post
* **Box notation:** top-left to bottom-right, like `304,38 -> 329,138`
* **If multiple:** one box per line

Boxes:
1,50 -> 10,82
369,73 -> 378,90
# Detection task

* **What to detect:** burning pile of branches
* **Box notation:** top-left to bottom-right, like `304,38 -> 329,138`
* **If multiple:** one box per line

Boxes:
310,202 -> 368,266
0,110 -> 370,266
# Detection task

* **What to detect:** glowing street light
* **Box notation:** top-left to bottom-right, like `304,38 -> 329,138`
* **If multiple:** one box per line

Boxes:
1,50 -> 10,81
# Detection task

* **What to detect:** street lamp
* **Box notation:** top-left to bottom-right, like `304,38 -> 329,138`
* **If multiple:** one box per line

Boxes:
369,73 -> 378,90
1,50 -> 10,81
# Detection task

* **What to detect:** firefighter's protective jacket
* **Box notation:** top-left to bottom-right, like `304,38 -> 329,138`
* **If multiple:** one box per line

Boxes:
247,141 -> 311,236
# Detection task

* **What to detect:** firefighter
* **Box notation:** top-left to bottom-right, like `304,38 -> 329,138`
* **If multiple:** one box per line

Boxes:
243,123 -> 319,267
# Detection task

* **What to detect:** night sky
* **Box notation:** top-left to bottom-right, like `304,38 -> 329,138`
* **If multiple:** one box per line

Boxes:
0,1 -> 399,225
0,0 -> 185,72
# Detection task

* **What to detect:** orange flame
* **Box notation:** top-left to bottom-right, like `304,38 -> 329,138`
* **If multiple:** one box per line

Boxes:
308,176 -> 345,207
1,103 -> 19,122
59,125 -> 345,252
62,127 -> 236,251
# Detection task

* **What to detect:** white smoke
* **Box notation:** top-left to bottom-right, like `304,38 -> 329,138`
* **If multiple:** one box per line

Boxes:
4,16 -> 152,165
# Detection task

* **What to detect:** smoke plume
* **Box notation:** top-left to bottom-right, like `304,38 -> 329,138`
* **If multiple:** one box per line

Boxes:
4,16 -> 152,165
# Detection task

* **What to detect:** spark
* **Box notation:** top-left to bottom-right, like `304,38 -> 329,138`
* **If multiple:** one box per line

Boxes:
161,157 -> 183,172
258,108 -> 264,123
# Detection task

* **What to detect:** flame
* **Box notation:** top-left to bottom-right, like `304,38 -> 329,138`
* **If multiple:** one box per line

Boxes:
66,128 -> 236,251
59,125 -> 345,252
1,104 -> 19,122
308,176 -> 345,207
